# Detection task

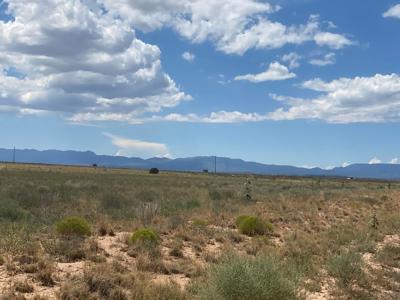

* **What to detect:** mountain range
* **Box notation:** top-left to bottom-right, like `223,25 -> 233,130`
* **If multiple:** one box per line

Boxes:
0,148 -> 399,180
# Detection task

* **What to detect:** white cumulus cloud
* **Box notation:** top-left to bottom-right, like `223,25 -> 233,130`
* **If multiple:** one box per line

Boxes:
182,51 -> 195,62
282,52 -> 302,69
314,32 -> 354,49
104,132 -> 170,158
383,4 -> 400,19
268,73 -> 400,123
309,53 -> 336,66
234,62 -> 296,83
101,1 -> 353,55
0,0 -> 190,123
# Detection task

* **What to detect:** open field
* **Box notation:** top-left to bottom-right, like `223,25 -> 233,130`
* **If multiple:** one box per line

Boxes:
0,163 -> 399,299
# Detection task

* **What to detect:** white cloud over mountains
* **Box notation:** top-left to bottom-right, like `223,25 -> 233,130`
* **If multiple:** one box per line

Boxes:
104,132 -> 170,158
0,0 -> 190,122
383,4 -> 400,19
369,157 -> 381,164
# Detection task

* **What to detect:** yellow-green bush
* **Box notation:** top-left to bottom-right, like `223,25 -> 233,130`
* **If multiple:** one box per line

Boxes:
56,217 -> 91,237
131,228 -> 159,246
236,216 -> 273,236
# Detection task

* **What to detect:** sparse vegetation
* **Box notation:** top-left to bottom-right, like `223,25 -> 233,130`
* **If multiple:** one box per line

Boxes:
377,244 -> 400,268
328,251 -> 365,288
0,163 -> 399,298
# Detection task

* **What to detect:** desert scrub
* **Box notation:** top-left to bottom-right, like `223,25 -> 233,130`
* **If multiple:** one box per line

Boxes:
13,280 -> 34,293
377,244 -> 400,268
56,217 -> 91,237
196,253 -> 299,300
131,228 -> 159,245
0,199 -> 28,221
327,251 -> 365,288
236,216 -> 273,236
60,262 -> 188,300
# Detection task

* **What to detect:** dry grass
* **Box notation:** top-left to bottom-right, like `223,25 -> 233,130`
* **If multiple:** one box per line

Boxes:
0,162 -> 399,299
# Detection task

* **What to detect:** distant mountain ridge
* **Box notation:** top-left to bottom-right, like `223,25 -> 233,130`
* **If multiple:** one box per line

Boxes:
0,148 -> 399,180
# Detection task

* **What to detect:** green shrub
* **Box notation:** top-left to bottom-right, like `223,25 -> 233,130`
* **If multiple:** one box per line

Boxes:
328,252 -> 364,287
236,216 -> 273,236
197,253 -> 299,300
131,228 -> 159,246
56,217 -> 91,237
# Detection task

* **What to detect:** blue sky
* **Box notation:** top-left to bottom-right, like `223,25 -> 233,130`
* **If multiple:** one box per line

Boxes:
0,0 -> 400,167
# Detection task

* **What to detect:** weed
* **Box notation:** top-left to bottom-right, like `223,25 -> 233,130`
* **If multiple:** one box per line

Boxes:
13,280 -> 34,293
197,253 -> 300,300
377,244 -> 400,268
328,251 -> 365,288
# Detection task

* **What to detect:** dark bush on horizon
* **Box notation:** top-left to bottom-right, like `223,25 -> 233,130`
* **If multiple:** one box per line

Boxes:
149,168 -> 159,174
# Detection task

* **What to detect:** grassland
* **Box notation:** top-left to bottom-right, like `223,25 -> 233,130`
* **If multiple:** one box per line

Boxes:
0,162 -> 399,299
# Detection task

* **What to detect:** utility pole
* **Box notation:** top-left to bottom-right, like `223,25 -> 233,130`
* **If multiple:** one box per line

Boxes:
13,146 -> 16,163
214,156 -> 217,174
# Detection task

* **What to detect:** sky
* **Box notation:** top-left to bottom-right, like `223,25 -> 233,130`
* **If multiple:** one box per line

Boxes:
0,0 -> 400,168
